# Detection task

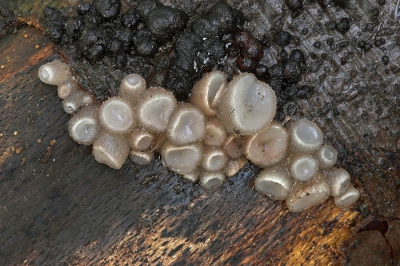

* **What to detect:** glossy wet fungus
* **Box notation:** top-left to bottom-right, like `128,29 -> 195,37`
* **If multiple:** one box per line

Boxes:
38,0 -> 362,212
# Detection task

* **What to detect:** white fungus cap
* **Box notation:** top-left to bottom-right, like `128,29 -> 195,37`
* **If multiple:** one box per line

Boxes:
225,156 -> 248,178
289,119 -> 323,153
189,70 -> 227,116
167,102 -> 205,146
200,171 -> 226,190
243,121 -> 289,168
129,129 -> 155,151
118,74 -> 146,104
224,135 -> 243,160
62,89 -> 95,114
334,184 -> 360,207
217,73 -> 276,135
201,147 -> 228,172
129,150 -> 154,165
92,129 -> 130,169
286,172 -> 331,212
203,116 -> 228,148
99,96 -> 137,134
57,77 -> 78,99
68,104 -> 101,145
324,167 -> 351,197
255,166 -> 293,201
289,153 -> 319,182
313,144 -> 338,169
161,141 -> 203,175
38,59 -> 71,85
136,87 -> 177,133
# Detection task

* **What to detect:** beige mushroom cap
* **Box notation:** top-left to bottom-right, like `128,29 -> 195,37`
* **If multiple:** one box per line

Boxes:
255,166 -> 293,201
118,74 -> 146,105
62,89 -> 95,114
217,73 -> 276,135
289,119 -> 323,153
243,121 -> 289,168
99,96 -> 137,134
334,184 -> 360,207
167,102 -> 205,146
136,87 -> 177,133
92,129 -> 130,169
161,141 -> 203,175
38,59 -> 71,85
324,167 -> 351,197
200,171 -> 226,190
286,172 -> 330,212
68,104 -> 101,145
189,70 -> 227,116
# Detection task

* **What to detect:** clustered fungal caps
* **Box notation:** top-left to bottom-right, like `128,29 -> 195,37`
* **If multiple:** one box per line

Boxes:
38,59 -> 360,212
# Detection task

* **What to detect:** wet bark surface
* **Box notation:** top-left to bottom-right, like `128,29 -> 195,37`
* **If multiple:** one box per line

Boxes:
0,0 -> 399,265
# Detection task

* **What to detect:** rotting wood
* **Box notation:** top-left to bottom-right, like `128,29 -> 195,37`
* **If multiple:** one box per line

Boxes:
0,0 -> 399,265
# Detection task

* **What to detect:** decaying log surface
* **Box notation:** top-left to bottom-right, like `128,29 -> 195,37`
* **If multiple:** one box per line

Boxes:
0,0 -> 399,265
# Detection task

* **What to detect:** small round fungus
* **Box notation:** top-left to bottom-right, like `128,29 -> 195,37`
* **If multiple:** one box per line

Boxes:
92,129 -> 130,169
289,119 -> 323,153
129,129 -> 155,151
118,74 -> 146,104
129,150 -> 154,165
217,73 -> 277,135
189,70 -> 227,116
137,87 -> 177,133
38,59 -> 71,85
57,77 -> 78,99
62,89 -> 95,114
68,104 -> 101,145
255,166 -> 293,200
286,173 -> 331,212
167,102 -> 205,146
244,122 -> 289,167
334,184 -> 360,207
314,144 -> 338,169
289,153 -> 319,181
204,117 -> 228,148
201,147 -> 228,172
99,96 -> 136,134
324,167 -> 351,197
200,171 -> 226,190
161,141 -> 203,175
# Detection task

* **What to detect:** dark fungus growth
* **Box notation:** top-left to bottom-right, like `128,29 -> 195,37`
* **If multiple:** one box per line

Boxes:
285,0 -> 303,17
41,0 -> 317,117
335,17 -> 351,35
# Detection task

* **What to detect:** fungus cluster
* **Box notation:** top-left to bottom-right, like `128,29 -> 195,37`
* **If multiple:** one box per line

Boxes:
38,59 -> 360,212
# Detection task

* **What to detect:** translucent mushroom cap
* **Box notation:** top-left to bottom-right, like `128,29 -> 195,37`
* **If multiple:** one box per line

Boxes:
136,87 -> 177,133
167,102 -> 205,146
289,119 -> 323,153
199,171 -> 226,190
118,74 -> 146,105
201,147 -> 228,172
286,173 -> 330,212
189,70 -> 227,116
243,121 -> 289,167
161,141 -> 203,175
129,150 -> 154,165
224,135 -> 243,160
68,104 -> 101,145
92,129 -> 130,169
334,184 -> 360,207
99,96 -> 137,134
38,59 -> 71,85
255,166 -> 293,200
217,73 -> 277,135
324,167 -> 351,197
314,144 -> 338,169
289,153 -> 319,182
